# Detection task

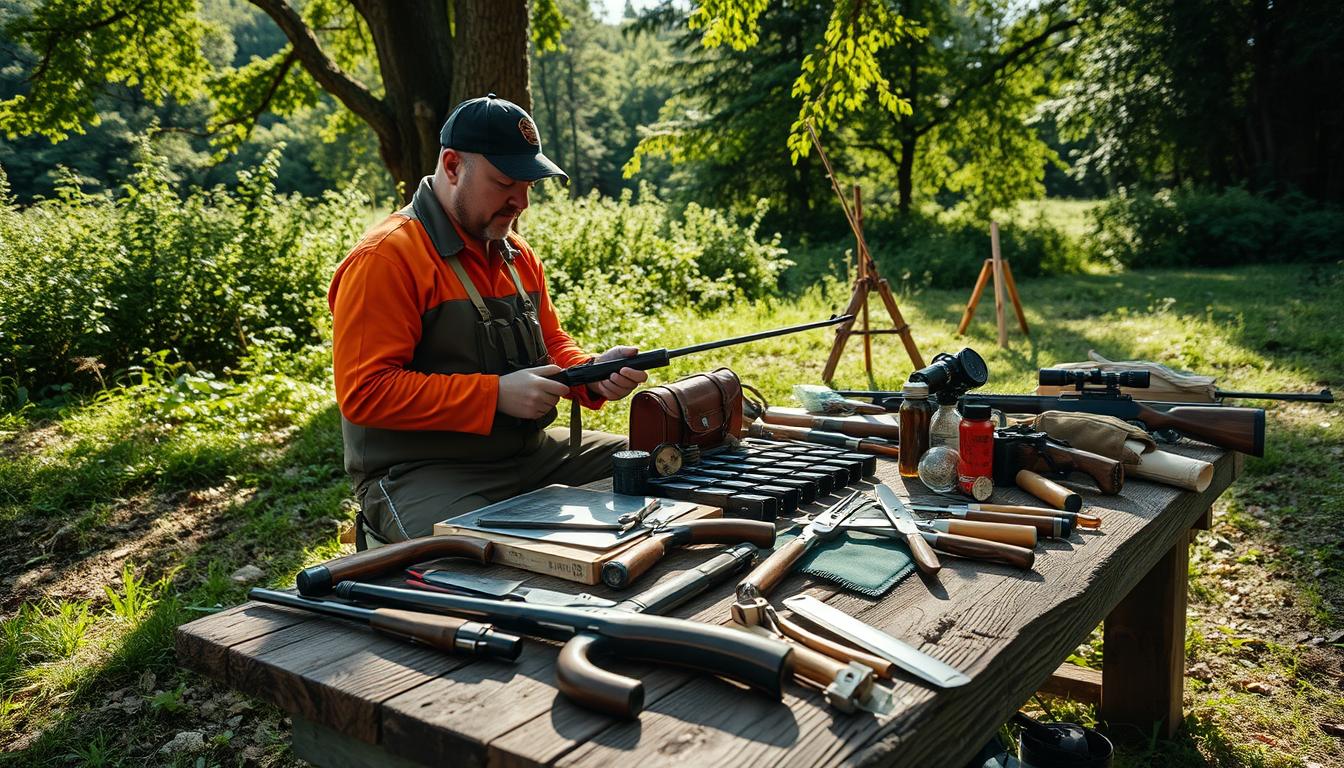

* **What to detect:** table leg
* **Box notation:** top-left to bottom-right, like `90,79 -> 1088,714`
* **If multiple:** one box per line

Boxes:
1101,533 -> 1190,741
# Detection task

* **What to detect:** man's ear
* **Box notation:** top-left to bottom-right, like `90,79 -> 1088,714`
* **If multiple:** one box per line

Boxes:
440,149 -> 463,183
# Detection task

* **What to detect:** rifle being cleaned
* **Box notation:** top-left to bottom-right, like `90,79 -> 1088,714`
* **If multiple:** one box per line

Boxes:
547,315 -> 853,387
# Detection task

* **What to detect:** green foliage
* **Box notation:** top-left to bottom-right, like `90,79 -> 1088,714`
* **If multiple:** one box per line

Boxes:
1053,0 -> 1344,201
784,208 -> 1090,292
104,563 -> 169,624
1088,186 -> 1344,268
521,187 -> 792,345
0,142 -> 369,395
0,0 -> 211,143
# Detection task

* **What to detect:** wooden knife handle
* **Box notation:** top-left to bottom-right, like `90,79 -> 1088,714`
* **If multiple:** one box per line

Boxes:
1014,469 -> 1082,512
737,537 -> 809,598
923,531 -> 1035,570
974,502 -> 1101,530
857,440 -> 902,459
775,614 -> 897,680
962,509 -> 1071,539
943,519 -> 1038,548
600,536 -> 669,590
905,531 -> 942,576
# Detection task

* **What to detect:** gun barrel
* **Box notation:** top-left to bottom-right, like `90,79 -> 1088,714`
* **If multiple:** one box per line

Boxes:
1215,388 -> 1334,403
669,315 -> 853,358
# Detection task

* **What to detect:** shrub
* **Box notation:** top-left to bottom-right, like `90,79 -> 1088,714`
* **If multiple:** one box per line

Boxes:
520,187 -> 793,343
0,145 -> 369,397
1087,185 -> 1344,268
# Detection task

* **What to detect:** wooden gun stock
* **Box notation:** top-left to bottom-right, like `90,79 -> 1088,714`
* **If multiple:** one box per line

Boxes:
601,520 -> 776,590
296,535 -> 491,596
1140,404 -> 1265,457
1016,442 -> 1124,495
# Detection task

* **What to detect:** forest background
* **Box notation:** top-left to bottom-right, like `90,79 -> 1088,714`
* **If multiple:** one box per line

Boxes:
0,0 -> 1341,766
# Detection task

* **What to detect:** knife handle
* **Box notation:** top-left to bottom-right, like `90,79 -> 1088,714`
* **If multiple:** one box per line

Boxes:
973,502 -> 1100,530
961,509 -> 1071,539
737,537 -> 809,599
938,519 -> 1037,549
1014,470 -> 1082,512
921,531 -> 1035,570
905,530 -> 942,576
601,520 -> 776,590
774,613 -> 897,680
602,535 -> 670,590
296,535 -> 492,596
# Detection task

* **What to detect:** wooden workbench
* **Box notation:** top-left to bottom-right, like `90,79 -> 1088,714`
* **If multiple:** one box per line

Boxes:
176,444 -> 1241,767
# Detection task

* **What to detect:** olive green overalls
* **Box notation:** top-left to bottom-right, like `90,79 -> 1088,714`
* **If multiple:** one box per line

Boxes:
346,179 -> 625,547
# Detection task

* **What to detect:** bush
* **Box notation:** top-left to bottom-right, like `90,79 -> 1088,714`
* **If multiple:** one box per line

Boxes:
780,209 -> 1089,293
520,187 -> 793,342
0,145 -> 370,398
1088,185 -> 1344,268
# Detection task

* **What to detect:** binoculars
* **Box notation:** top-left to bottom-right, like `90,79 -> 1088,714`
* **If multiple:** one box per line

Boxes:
911,347 -> 990,398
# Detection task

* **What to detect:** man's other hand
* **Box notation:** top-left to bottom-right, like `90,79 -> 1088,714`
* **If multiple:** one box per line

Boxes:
497,365 -> 571,420
587,346 -> 649,401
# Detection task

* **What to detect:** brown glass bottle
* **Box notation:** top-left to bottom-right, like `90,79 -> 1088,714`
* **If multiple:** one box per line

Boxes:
898,381 -> 934,477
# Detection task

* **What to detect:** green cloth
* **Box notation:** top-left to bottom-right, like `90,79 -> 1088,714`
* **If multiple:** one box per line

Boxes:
776,503 -> 915,597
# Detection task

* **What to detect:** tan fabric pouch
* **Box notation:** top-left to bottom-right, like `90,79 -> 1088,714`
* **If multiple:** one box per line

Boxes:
1033,411 -> 1157,464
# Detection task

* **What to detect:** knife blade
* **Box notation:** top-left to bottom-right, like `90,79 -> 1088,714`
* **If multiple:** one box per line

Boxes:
409,570 -> 617,608
782,594 -> 971,689
873,484 -> 942,576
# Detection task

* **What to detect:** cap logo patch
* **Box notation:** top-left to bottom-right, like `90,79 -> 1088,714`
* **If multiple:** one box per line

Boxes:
518,117 -> 540,146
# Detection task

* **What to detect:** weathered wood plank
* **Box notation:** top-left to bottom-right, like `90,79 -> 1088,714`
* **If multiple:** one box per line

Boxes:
1038,663 -> 1103,704
175,602 -> 310,682
223,606 -> 472,744
293,715 -> 430,768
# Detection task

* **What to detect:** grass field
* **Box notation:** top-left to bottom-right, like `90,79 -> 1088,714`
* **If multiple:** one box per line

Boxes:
1,262 -> 1341,767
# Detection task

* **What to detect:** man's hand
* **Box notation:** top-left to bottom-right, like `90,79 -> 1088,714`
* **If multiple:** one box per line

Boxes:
586,346 -> 649,401
497,364 -> 571,420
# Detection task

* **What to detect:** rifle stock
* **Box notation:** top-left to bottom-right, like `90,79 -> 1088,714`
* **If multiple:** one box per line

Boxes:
1139,404 -> 1264,457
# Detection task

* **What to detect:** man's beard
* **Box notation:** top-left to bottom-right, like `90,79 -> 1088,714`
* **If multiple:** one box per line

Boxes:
451,198 -> 517,242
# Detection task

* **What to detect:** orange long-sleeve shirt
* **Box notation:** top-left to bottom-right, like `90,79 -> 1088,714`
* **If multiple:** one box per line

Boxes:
329,210 -> 602,435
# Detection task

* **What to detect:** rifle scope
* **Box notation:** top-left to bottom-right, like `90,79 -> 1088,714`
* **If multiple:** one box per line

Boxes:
1038,368 -> 1151,389
910,347 -> 989,398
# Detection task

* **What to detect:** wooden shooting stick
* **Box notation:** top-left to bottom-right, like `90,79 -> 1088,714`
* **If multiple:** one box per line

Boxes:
956,220 -> 1030,347
806,122 -> 924,382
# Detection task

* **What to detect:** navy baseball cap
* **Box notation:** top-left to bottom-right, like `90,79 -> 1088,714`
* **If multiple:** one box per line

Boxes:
439,94 -> 568,182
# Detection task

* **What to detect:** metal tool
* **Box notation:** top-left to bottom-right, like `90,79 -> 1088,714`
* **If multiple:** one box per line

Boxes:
874,484 -> 942,576
782,594 -> 971,689
823,514 -> 1036,570
406,570 -> 618,608
910,500 -> 1099,530
800,513 -> 1037,549
906,501 -> 1075,539
736,490 -> 864,601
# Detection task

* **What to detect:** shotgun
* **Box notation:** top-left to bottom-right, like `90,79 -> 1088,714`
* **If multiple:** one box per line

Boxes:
334,581 -> 791,719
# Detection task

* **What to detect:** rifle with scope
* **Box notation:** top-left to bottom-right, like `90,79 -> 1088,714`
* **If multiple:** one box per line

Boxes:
839,367 -> 1267,457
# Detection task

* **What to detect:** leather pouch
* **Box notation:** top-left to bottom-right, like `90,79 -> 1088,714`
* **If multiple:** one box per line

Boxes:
1034,411 -> 1156,464
629,368 -> 743,453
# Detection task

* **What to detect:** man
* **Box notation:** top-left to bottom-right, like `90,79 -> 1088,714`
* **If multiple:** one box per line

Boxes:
329,94 -> 648,547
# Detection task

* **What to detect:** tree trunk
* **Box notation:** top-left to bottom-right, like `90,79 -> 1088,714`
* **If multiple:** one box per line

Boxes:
536,54 -> 566,174
897,0 -> 919,215
453,0 -> 532,111
565,55 -> 581,194
354,1 -> 454,200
